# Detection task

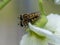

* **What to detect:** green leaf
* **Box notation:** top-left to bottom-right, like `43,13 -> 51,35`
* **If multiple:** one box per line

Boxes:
0,0 -> 11,9
38,0 -> 45,15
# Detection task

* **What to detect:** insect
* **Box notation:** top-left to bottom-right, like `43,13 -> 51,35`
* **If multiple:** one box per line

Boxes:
18,12 -> 40,27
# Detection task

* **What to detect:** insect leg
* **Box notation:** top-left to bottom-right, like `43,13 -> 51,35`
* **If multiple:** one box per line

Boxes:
20,21 -> 23,27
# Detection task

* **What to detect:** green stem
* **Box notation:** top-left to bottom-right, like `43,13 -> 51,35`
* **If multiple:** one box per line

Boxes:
39,0 -> 45,15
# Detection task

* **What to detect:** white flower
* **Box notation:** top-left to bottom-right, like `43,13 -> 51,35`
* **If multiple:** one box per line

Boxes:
45,13 -> 60,37
20,13 -> 60,45
45,13 -> 60,45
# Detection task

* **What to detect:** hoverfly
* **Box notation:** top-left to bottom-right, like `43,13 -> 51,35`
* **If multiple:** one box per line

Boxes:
18,12 -> 40,27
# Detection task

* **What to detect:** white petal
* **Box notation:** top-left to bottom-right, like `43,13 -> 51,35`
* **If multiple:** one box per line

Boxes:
28,22 -> 53,37
20,34 -> 48,45
28,23 -> 60,45
45,13 -> 60,35
45,13 -> 58,32
45,14 -> 60,39
46,14 -> 60,45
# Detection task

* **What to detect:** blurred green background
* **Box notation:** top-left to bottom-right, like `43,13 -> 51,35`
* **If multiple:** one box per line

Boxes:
43,0 -> 60,14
